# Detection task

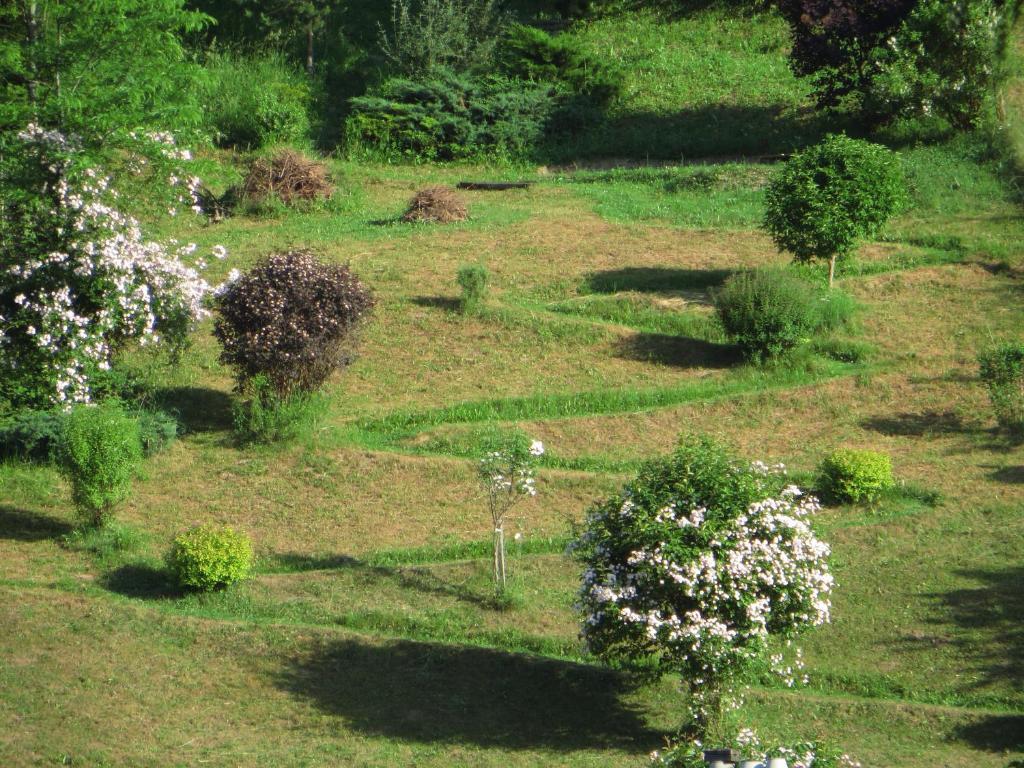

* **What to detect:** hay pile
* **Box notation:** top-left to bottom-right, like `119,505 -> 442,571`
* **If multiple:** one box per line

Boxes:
241,149 -> 333,205
402,186 -> 468,223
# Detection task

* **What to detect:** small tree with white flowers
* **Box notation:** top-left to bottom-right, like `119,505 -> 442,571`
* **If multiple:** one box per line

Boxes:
478,431 -> 544,591
573,437 -> 833,743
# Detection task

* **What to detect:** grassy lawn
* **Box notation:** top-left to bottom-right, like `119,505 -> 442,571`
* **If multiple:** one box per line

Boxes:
2,7 -> 1023,768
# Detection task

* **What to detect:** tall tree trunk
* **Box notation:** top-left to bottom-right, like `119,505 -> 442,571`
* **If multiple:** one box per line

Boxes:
306,21 -> 314,77
24,0 -> 39,110
828,254 -> 837,287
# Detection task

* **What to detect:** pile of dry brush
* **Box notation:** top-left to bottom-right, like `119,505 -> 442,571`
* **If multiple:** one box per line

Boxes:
402,186 -> 468,223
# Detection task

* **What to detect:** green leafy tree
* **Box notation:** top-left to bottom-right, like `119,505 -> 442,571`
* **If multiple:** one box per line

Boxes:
0,0 -> 210,138
763,135 -> 906,287
217,0 -> 343,75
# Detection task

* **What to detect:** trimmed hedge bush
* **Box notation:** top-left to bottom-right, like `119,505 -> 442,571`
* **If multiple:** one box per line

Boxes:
167,524 -> 253,591
819,448 -> 895,504
978,342 -> 1024,435
59,401 -> 143,527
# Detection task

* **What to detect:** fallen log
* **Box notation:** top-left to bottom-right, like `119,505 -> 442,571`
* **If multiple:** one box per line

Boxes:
456,181 -> 534,191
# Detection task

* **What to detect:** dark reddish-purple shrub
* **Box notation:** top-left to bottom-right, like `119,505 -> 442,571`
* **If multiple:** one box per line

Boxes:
213,250 -> 374,396
776,0 -> 917,108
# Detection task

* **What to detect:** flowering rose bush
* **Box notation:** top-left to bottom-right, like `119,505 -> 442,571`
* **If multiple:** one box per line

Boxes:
574,437 -> 833,738
478,431 -> 544,590
0,125 -> 223,408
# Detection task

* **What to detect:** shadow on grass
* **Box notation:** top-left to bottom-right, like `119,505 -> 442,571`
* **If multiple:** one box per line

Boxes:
410,296 -> 462,313
987,465 -> 1024,484
277,637 -> 660,751
584,267 -> 733,294
549,104 -> 837,163
0,505 -> 74,542
150,386 -> 234,435
616,333 -> 740,369
951,715 -> 1024,753
265,552 -> 509,611
916,567 -> 1024,748
860,411 -> 977,438
102,563 -> 182,599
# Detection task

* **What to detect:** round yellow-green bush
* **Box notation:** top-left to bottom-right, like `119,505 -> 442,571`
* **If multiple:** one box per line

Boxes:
166,525 -> 253,591
819,448 -> 895,504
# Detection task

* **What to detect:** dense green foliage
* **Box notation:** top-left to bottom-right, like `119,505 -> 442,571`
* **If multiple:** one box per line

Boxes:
379,0 -> 508,77
346,72 -> 555,160
201,50 -> 312,148
713,268 -> 848,360
214,250 -> 374,396
819,448 -> 895,504
166,524 -> 253,591
457,264 -> 489,315
0,0 -> 209,139
778,0 -> 1020,127
978,342 -> 1024,435
764,135 -> 906,284
0,407 -> 175,461
59,401 -> 143,527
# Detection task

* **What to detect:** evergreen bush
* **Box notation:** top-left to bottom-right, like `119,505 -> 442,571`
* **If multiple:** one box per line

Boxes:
978,342 -> 1024,435
819,448 -> 895,504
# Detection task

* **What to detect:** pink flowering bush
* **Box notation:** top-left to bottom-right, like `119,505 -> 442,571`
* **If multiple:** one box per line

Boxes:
0,125 -> 223,408
573,437 -> 833,738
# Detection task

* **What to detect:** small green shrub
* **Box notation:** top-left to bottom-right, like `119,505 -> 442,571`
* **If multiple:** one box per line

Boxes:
166,524 -> 253,591
59,401 -> 143,527
819,448 -> 895,504
764,135 -> 907,285
137,410 -> 178,456
232,376 -> 328,445
202,51 -> 312,149
713,268 -> 821,361
346,72 -> 555,161
978,342 -> 1024,435
457,264 -> 489,315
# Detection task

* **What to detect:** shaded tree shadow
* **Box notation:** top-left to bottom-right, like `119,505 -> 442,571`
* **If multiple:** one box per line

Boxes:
986,465 -> 1024,484
265,552 -> 507,611
0,505 -> 74,542
917,568 -> 1024,752
101,563 -> 182,599
276,637 -> 661,751
548,104 -> 843,163
150,386 -> 234,435
410,296 -> 461,313
584,267 -> 733,295
951,715 -> 1024,753
616,333 -> 740,369
860,411 -> 978,438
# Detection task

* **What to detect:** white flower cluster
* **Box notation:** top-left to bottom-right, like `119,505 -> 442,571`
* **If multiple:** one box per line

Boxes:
650,730 -> 861,768
578,479 -> 832,725
1,126 -> 227,405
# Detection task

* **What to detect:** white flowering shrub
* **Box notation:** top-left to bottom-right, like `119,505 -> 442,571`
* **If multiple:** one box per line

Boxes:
478,432 -> 544,590
574,437 -> 833,738
0,125 -> 224,408
651,728 -> 861,768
